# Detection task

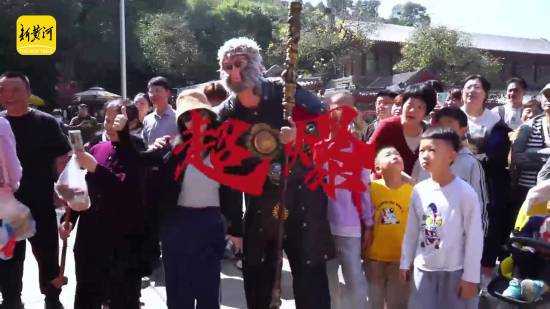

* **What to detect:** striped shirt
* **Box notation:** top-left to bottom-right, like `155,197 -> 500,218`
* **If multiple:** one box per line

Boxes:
517,115 -> 547,188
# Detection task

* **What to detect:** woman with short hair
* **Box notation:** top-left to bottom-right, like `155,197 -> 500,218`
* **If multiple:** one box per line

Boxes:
460,74 -> 512,285
369,84 -> 437,175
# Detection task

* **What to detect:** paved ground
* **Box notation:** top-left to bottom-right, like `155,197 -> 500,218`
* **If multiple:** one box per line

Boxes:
14,233 -> 298,309
2,210 -> 522,308
12,240 -> 521,309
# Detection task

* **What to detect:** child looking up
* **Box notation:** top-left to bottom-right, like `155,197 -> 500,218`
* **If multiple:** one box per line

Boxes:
400,127 -> 483,308
366,147 -> 412,309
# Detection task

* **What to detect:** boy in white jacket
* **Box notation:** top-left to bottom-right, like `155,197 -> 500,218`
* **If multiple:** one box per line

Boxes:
412,107 -> 488,235
400,127 -> 483,309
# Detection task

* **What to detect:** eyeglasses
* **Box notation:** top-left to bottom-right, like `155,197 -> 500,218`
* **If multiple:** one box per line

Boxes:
222,59 -> 248,71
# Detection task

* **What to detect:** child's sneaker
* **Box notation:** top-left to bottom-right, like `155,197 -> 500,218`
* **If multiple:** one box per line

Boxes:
521,279 -> 548,302
502,278 -> 522,300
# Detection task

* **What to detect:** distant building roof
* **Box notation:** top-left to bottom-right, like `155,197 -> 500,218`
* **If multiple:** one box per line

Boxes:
353,22 -> 550,55
367,69 -> 438,90
368,71 -> 418,89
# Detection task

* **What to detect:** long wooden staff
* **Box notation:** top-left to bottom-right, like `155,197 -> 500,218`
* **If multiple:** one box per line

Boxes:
270,2 -> 302,308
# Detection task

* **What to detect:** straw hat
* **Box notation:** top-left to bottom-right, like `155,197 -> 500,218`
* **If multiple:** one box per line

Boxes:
175,89 -> 215,121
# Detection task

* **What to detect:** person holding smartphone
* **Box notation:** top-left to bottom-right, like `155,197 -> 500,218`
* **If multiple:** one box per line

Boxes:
59,99 -> 150,309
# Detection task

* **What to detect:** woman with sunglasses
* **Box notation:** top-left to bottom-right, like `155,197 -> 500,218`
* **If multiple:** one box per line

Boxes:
151,90 -> 243,309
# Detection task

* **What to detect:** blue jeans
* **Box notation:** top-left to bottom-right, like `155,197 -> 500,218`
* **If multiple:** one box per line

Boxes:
327,235 -> 367,309
160,207 -> 225,309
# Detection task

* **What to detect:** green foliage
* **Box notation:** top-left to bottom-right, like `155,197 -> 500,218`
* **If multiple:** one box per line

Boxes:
136,13 -> 198,78
326,0 -> 381,21
394,26 -> 503,85
267,3 -> 371,81
178,0 -> 278,82
353,0 -> 381,21
388,1 -> 430,27
327,0 -> 353,14
0,0 -> 87,104
129,0 -> 187,12
0,0 -> 375,104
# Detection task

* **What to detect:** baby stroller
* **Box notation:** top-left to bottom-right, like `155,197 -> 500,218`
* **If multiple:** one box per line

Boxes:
488,215 -> 550,306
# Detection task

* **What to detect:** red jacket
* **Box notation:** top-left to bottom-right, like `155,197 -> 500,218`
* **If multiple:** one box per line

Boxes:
368,116 -> 419,175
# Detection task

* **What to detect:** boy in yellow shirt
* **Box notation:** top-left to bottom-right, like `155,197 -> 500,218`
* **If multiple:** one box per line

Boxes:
365,147 -> 413,309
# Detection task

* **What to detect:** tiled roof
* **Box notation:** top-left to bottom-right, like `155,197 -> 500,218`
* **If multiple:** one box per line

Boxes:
352,22 -> 550,55
469,32 -> 550,55
367,71 -> 419,88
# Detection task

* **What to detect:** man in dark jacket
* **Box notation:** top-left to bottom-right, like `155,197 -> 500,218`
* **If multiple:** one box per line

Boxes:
215,37 -> 334,309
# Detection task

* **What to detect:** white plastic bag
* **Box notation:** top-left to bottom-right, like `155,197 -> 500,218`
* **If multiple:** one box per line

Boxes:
55,156 -> 90,211
0,137 -> 35,260
0,189 -> 36,260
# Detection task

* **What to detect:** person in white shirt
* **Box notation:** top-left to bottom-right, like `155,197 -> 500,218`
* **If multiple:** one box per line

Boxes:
412,107 -> 488,235
400,127 -> 483,309
0,116 -> 22,192
492,77 -> 527,130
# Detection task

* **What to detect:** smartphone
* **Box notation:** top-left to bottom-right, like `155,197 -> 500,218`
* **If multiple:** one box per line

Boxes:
68,130 -> 84,152
437,92 -> 449,104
